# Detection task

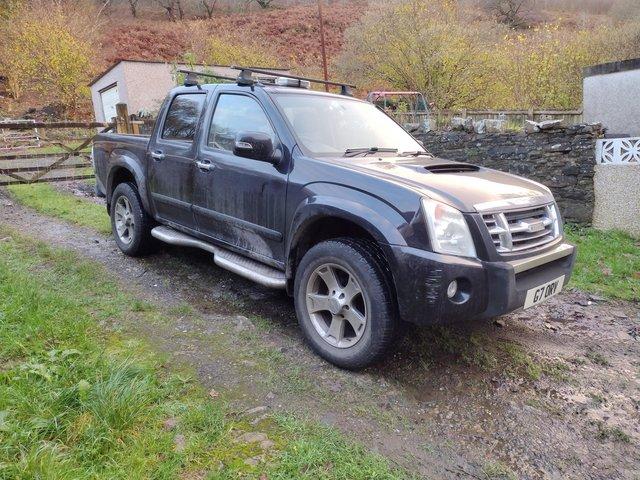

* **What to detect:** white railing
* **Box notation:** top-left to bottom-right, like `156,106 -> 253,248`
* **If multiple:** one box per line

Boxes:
596,137 -> 640,164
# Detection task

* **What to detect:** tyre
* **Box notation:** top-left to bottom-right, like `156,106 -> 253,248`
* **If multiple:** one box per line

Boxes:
294,238 -> 398,369
110,182 -> 153,256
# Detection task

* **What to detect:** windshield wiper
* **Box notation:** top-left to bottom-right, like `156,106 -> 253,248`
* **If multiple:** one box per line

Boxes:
401,150 -> 432,157
343,147 -> 398,157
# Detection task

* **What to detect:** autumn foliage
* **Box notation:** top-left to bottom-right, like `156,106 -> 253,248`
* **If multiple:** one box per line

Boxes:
1,0 -> 639,118
1,1 -> 98,116
336,0 -> 640,110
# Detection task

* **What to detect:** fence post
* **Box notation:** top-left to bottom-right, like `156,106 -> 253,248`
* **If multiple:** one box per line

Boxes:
115,103 -> 132,134
528,108 -> 534,121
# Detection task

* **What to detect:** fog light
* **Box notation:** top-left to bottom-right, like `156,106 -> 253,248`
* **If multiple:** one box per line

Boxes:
446,280 -> 458,299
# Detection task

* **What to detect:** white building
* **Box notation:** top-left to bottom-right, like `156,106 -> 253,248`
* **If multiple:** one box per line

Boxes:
583,58 -> 640,136
88,59 -> 290,122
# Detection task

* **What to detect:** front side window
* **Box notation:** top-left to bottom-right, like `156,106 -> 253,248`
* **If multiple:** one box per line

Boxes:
162,93 -> 206,141
208,94 -> 275,151
273,93 -> 425,156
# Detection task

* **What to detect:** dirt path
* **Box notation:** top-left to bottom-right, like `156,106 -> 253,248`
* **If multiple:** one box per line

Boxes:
2,190 -> 639,480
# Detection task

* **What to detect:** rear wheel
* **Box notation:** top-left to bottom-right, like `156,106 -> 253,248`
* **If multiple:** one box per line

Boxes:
110,182 -> 153,256
294,238 -> 398,369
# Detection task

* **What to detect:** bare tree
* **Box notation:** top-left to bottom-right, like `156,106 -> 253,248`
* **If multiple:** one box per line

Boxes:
156,0 -> 185,20
127,0 -> 139,17
201,0 -> 217,18
484,0 -> 533,28
252,0 -> 275,8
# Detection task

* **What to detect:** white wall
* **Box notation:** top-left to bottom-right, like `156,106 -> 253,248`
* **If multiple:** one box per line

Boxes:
584,63 -> 640,136
122,62 -> 175,116
90,63 -> 128,123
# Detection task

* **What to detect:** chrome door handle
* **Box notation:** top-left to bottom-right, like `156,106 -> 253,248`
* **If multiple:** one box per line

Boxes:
196,161 -> 214,171
150,151 -> 165,161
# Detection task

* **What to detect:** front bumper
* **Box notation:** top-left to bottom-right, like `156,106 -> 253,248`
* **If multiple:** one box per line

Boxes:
387,242 -> 576,325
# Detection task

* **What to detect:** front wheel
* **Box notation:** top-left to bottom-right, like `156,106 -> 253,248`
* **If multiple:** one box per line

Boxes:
110,182 -> 153,256
294,238 -> 398,369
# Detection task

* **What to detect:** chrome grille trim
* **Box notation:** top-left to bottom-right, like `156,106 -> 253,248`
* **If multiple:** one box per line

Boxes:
482,203 -> 560,254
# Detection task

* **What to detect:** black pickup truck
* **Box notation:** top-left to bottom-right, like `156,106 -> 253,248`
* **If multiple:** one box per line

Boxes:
92,69 -> 576,369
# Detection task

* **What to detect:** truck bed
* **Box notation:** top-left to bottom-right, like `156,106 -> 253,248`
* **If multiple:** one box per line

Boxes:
93,133 -> 150,194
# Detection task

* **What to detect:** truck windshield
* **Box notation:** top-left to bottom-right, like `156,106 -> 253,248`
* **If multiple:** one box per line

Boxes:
273,93 -> 425,157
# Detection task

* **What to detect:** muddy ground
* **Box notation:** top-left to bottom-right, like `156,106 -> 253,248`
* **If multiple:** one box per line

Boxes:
1,187 -> 639,479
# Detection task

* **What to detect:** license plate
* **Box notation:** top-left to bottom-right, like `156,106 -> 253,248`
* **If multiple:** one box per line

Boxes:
523,275 -> 564,309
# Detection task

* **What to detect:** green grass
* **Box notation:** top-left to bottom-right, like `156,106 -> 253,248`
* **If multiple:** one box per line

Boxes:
7,183 -> 111,234
481,461 -> 517,480
0,228 -> 407,479
565,225 -> 640,301
594,422 -> 631,443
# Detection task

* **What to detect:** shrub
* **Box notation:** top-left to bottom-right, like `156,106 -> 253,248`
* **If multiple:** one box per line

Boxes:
336,0 -> 500,109
336,0 -> 639,110
1,2 -> 97,115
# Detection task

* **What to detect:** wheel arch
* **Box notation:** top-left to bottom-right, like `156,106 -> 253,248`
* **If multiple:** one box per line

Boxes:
106,155 -> 150,213
285,198 -> 405,296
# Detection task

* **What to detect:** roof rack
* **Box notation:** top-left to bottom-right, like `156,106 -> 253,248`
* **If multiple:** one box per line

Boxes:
177,69 -> 237,87
230,66 -> 356,96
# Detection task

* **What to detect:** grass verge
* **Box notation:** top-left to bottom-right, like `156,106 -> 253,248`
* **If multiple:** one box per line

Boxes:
0,227 -> 406,479
564,225 -> 639,301
6,183 -> 110,234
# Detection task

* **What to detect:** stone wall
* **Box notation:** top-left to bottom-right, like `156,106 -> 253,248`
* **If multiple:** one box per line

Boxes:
415,124 -> 602,223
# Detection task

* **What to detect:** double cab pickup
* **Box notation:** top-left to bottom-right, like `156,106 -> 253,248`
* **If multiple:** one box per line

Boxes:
92,70 -> 576,368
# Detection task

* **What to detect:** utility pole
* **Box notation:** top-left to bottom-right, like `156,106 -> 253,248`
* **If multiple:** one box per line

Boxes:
317,0 -> 329,92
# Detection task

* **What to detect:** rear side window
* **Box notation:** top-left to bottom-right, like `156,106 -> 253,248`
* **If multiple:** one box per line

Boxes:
208,94 -> 275,151
162,93 -> 206,141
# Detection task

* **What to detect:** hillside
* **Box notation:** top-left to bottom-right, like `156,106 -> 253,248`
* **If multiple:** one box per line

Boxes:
103,3 -> 364,69
1,0 -> 638,119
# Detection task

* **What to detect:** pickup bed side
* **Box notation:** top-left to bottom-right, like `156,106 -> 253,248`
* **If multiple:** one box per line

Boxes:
93,134 -> 150,210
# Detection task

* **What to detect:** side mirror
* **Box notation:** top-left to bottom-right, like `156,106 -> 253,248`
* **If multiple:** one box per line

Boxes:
234,131 -> 277,163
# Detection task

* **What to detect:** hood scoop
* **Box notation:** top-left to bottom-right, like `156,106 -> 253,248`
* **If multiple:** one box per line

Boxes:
423,163 -> 480,174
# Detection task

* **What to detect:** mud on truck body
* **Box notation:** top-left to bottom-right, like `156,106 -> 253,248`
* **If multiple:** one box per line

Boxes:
92,68 -> 576,369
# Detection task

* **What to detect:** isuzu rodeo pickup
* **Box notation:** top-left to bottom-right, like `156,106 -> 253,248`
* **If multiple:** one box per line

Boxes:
92,68 -> 576,369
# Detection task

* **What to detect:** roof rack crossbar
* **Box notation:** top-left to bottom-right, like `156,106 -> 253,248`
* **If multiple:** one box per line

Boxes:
229,66 -> 356,90
177,69 -> 237,84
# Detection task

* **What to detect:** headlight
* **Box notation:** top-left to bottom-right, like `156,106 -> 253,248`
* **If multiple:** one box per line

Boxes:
546,202 -> 561,237
421,198 -> 477,258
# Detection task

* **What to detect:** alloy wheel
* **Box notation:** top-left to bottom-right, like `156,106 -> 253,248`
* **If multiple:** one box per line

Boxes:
114,195 -> 135,244
305,263 -> 368,348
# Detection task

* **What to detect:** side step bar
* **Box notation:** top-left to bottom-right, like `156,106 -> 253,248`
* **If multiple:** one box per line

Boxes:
151,226 -> 286,289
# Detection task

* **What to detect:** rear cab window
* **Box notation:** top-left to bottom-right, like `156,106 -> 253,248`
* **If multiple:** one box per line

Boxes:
161,93 -> 207,142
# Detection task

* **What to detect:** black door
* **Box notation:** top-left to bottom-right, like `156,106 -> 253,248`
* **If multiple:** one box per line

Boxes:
193,93 -> 287,264
148,92 -> 206,228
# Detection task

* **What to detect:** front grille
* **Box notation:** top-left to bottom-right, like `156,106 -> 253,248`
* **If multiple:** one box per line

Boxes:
482,203 -> 560,253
